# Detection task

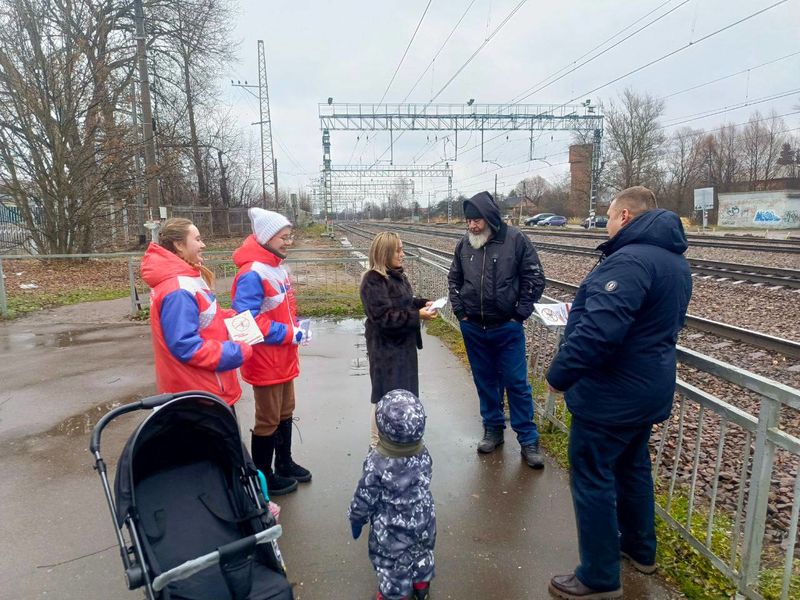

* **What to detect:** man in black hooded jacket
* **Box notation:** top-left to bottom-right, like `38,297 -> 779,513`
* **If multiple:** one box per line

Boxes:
447,191 -> 546,468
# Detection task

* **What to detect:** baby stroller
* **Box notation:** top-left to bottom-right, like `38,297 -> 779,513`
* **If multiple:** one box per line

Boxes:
90,390 -> 294,600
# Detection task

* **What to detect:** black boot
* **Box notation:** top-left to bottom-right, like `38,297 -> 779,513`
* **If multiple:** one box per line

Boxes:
250,433 -> 297,496
275,418 -> 312,483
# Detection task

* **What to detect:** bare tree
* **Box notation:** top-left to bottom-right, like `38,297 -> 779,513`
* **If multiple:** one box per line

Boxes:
701,124 -> 741,193
602,89 -> 666,191
0,0 -> 137,253
741,110 -> 786,189
662,127 -> 706,216
147,0 -> 238,205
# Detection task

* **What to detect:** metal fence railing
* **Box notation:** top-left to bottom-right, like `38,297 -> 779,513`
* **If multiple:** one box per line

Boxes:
405,251 -> 800,600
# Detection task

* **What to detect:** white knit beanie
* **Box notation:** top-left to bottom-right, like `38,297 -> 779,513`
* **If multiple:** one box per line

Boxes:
248,208 -> 292,245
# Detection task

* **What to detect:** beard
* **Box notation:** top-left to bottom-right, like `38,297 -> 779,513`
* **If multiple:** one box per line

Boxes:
468,228 -> 491,249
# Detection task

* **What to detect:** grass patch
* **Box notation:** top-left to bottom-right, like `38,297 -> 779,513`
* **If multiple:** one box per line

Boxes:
3,288 -> 128,319
296,293 -> 363,317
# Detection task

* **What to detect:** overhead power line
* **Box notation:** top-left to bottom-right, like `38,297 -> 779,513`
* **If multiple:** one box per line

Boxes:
662,50 -> 800,99
555,0 -> 791,110
507,0 -> 691,107
378,0 -> 434,106
429,0 -> 528,102
401,0 -> 478,103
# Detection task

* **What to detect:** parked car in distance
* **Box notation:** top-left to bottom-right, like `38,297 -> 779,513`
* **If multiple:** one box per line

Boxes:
537,215 -> 567,227
582,215 -> 609,229
524,213 -> 555,226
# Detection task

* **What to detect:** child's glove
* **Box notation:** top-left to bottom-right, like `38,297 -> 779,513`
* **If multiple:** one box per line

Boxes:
350,519 -> 364,540
292,325 -> 304,345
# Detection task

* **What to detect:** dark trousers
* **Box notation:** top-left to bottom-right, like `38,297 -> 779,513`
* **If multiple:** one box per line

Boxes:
569,418 -> 656,591
459,320 -> 538,445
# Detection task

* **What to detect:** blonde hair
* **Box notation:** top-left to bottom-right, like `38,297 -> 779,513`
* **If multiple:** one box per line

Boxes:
367,231 -> 401,278
158,217 -> 215,288
613,186 -> 658,216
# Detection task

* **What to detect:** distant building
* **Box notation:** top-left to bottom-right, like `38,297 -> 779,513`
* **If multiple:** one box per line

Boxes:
717,190 -> 800,229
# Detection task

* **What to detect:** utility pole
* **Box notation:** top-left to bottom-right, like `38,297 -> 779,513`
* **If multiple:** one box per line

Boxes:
494,173 -> 498,199
133,0 -> 160,222
130,82 -> 146,244
273,158 -> 279,210
232,41 -> 278,210
258,41 -> 277,210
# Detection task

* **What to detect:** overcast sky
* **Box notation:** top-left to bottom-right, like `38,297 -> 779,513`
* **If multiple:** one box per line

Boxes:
220,0 -> 799,203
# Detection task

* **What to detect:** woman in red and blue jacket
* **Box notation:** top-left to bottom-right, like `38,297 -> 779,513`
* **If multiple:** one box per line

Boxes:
232,208 -> 310,496
141,218 -> 252,406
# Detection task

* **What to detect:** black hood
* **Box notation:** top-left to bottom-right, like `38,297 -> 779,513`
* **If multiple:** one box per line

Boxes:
463,191 -> 501,231
598,209 -> 688,256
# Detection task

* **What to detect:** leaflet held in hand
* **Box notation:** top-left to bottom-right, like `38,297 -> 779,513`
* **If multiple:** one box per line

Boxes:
533,302 -> 572,327
429,297 -> 448,311
224,311 -> 264,345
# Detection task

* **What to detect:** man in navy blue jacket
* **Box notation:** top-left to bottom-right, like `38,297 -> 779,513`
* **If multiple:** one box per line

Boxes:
546,186 -> 692,599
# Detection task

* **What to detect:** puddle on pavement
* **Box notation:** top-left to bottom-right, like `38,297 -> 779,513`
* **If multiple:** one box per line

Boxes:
46,395 -> 144,438
0,327 -> 110,352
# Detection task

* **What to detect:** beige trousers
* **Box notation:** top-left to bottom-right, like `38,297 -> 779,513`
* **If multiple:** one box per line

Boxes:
253,381 -> 295,436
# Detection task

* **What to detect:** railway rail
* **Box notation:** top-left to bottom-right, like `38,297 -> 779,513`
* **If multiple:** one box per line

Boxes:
360,223 -> 800,288
338,223 -> 800,360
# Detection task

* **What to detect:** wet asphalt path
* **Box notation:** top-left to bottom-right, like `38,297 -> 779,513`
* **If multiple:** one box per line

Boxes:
0,300 -> 681,599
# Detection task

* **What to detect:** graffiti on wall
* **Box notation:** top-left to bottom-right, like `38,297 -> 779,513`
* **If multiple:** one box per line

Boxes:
717,192 -> 799,228
753,210 -> 782,223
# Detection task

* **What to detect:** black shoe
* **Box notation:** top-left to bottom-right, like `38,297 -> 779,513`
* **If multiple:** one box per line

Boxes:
267,471 -> 298,496
477,427 -> 504,453
275,418 -> 312,483
549,573 -> 622,599
521,441 -> 545,469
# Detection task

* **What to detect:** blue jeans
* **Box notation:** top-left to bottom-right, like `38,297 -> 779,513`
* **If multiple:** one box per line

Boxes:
459,319 -> 538,446
569,418 -> 656,591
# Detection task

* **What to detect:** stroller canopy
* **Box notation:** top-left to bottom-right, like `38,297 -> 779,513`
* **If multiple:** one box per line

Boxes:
114,392 -> 250,528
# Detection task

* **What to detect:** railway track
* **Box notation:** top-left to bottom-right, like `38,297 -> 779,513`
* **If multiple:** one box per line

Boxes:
364,222 -> 800,289
338,223 -> 800,360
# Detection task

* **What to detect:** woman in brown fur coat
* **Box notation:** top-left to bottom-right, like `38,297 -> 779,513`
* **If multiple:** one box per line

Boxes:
360,232 -> 437,447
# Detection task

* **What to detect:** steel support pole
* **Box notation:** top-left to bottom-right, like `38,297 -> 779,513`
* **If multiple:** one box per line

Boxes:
0,258 -> 7,317
322,129 -> 333,234
739,397 -> 778,594
447,175 -> 453,224
589,128 -> 602,216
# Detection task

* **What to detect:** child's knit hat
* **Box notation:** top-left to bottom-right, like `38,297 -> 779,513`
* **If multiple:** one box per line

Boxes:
248,207 -> 292,245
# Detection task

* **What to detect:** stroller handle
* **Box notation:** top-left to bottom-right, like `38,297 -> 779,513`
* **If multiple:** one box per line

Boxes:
90,393 -> 175,454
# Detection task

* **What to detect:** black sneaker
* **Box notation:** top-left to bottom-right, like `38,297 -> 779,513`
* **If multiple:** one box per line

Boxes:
276,460 -> 312,483
477,427 -> 504,453
520,442 -> 544,469
267,471 -> 298,496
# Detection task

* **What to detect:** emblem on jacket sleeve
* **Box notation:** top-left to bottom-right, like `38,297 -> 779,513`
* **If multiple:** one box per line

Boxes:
604,280 -> 618,292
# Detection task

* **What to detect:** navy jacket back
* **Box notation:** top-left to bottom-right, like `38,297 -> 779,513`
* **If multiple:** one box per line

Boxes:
546,209 -> 692,426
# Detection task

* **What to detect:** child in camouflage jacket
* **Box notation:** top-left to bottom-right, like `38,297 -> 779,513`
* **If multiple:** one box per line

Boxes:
348,389 -> 436,600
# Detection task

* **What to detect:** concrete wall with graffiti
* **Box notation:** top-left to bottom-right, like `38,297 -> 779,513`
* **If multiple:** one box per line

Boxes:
717,191 -> 800,229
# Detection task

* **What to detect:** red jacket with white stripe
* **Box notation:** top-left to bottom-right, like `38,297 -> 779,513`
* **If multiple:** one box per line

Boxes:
231,235 -> 300,386
141,243 -> 251,405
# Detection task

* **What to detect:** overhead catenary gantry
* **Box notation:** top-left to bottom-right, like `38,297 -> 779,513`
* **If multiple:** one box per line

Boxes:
319,102 -> 603,225
323,164 -> 453,223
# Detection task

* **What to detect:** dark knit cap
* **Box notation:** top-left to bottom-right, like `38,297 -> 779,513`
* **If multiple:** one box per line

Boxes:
464,202 -> 482,220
